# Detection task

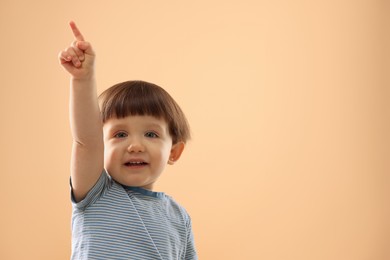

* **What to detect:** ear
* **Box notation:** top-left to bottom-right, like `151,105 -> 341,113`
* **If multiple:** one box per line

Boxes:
168,142 -> 185,165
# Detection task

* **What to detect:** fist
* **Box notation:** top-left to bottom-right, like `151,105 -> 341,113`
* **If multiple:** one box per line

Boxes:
58,21 -> 95,79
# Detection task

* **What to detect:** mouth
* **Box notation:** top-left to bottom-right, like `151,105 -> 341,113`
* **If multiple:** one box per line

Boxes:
124,161 -> 148,167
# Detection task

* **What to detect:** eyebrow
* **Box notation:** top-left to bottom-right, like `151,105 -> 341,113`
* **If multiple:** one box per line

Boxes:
107,122 -> 166,132
144,123 -> 165,132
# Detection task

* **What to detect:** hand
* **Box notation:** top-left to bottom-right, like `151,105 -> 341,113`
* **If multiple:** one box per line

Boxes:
58,21 -> 95,80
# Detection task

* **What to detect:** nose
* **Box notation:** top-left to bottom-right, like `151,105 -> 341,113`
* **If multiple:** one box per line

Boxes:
127,137 -> 145,153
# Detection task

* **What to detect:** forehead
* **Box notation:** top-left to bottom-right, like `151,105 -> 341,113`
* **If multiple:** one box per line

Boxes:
103,115 -> 168,131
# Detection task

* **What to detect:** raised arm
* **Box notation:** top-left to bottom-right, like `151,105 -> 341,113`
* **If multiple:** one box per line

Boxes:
58,21 -> 104,202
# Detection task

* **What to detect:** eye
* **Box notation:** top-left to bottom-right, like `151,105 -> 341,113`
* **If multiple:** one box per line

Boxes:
145,131 -> 159,138
114,131 -> 128,138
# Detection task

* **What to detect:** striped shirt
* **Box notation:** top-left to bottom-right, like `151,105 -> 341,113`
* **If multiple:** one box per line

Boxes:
71,171 -> 197,260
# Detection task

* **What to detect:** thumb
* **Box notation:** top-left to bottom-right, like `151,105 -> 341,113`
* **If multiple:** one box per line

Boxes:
76,41 -> 95,55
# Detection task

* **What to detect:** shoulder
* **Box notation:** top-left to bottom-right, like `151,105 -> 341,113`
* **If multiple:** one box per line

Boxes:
165,195 -> 192,223
71,171 -> 124,210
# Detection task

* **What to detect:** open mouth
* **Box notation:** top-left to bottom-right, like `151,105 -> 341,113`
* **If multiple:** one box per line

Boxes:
124,161 -> 148,167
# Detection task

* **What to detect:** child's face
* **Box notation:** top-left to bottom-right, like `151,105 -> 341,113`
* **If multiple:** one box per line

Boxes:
103,115 -> 184,190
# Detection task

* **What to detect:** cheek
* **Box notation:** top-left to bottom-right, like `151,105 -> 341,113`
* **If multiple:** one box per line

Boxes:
148,143 -> 167,163
158,145 -> 173,163
104,145 -> 120,166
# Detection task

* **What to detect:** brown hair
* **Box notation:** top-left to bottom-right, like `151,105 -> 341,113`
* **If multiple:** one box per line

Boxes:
98,80 -> 191,144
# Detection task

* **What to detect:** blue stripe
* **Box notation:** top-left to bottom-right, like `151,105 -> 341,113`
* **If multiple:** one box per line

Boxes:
71,171 -> 197,260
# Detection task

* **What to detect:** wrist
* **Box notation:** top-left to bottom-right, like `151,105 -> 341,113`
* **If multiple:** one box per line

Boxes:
71,73 -> 96,83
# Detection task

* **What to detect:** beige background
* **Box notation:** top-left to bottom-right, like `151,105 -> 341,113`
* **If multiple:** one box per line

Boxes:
0,0 -> 389,259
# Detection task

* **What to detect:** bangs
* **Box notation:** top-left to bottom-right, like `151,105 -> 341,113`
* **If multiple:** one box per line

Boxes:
98,80 -> 191,144
99,81 -> 169,122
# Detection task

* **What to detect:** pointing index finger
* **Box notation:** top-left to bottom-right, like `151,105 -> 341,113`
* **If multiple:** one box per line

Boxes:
69,21 -> 85,41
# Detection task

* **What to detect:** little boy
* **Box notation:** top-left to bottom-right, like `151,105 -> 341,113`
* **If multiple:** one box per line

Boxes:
58,21 -> 197,260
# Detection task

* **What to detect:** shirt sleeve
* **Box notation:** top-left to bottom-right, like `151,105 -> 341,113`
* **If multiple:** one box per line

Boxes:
70,170 -> 110,211
184,216 -> 198,260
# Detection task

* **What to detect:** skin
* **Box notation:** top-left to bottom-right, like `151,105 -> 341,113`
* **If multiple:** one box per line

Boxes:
59,22 -> 184,202
103,115 -> 184,190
